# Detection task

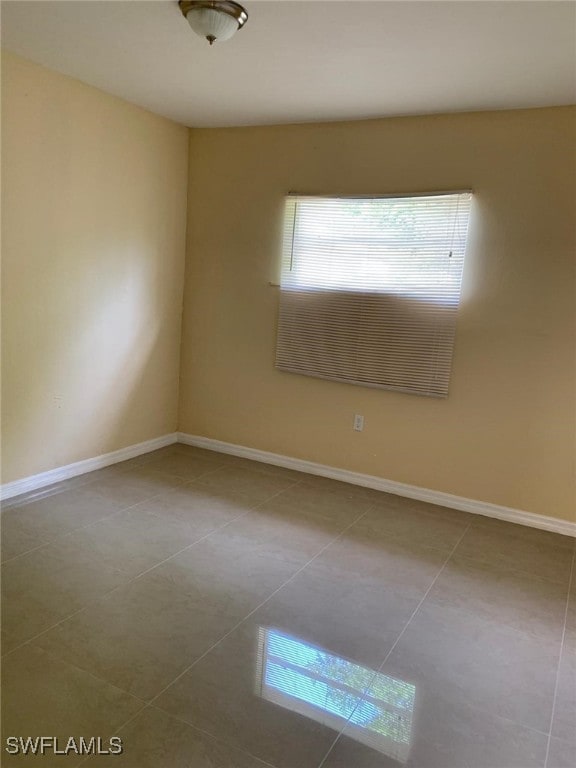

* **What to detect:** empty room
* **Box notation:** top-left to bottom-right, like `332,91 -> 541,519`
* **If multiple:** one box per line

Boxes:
1,1 -> 575,766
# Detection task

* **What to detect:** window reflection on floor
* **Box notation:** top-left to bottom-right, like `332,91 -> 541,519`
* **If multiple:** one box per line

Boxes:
255,627 -> 415,763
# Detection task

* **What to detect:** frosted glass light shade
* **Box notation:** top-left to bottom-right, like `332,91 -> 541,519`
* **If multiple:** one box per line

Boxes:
185,7 -> 241,43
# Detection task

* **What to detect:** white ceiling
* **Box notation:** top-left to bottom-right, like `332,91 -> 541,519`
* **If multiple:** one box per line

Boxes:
2,0 -> 575,127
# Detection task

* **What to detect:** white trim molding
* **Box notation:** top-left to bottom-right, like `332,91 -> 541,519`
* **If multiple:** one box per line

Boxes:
178,433 -> 576,538
3,430 -> 574,538
0,433 -> 178,502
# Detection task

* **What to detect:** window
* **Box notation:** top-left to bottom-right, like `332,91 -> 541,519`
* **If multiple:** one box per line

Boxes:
275,191 -> 472,397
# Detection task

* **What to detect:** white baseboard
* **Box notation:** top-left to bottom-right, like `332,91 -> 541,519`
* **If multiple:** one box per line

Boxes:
0,433 -> 178,502
178,433 -> 576,538
4,430 -> 573,538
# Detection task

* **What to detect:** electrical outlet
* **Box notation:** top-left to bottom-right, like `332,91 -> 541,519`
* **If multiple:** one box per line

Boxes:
353,414 -> 364,432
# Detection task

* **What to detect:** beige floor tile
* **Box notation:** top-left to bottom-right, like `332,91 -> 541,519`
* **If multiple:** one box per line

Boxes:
353,504 -> 470,553
0,477 -> 86,511
141,444 -> 233,465
551,646 -> 576,745
3,485 -> 246,647
1,629 -> 21,656
3,458 -> 573,768
219,454 -> 307,482
1,464 -> 142,512
134,483 -> 257,530
133,451 -> 226,481
144,526 -> 307,619
2,537 -> 127,646
373,493 -> 474,524
252,558 -> 419,669
1,486 -> 128,562
185,445 -> 258,464
211,503 -> 346,568
107,444 -> 193,471
263,483 -> 374,527
195,465 -> 299,504
82,466 -> 186,507
565,588 -> 576,645
470,515 -> 575,551
0,466 -> 186,563
86,706 -> 275,767
379,602 -> 559,732
151,443 -> 218,457
1,510 -> 49,562
1,644 -> 143,767
454,522 -> 574,584
318,531 -> 447,596
426,553 -> 569,643
299,474 -> 383,501
56,499 -> 231,578
154,620 -> 343,768
33,569 -> 241,701
547,737 -> 576,768
63,463 -> 144,486
323,693 -> 548,767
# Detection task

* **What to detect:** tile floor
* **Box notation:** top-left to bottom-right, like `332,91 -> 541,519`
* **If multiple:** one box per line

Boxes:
1,443 -> 575,767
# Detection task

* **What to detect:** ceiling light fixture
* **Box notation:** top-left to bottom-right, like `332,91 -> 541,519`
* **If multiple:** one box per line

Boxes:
179,0 -> 248,45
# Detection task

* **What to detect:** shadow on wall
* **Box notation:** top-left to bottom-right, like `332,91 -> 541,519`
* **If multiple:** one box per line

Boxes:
1,237 -> 180,483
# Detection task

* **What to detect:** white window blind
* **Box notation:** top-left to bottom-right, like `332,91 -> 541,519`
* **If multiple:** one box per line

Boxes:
275,192 -> 472,398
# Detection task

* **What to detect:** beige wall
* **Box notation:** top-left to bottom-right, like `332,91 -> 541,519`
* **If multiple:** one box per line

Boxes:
1,52 -> 188,483
179,107 -> 576,523
2,52 -> 574,524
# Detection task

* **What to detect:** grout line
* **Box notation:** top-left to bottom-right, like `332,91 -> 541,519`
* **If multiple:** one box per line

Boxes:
4,476 -> 305,660
433,547 -> 573,589
0,459 -> 232,565
76,702 -> 281,768
1,441 -> 228,511
75,704 -> 149,768
148,704 -> 282,768
148,500 -> 377,707
319,520 -> 573,766
69,458 -> 305,768
0,489 -> 171,566
64,474 -> 321,767
4,453 -> 476,767
34,645 -> 150,710
1,486 -> 183,566
317,520 -> 473,768
0,441 -> 224,505
0,451 -> 164,511
6,452 -> 567,766
544,544 -> 576,768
